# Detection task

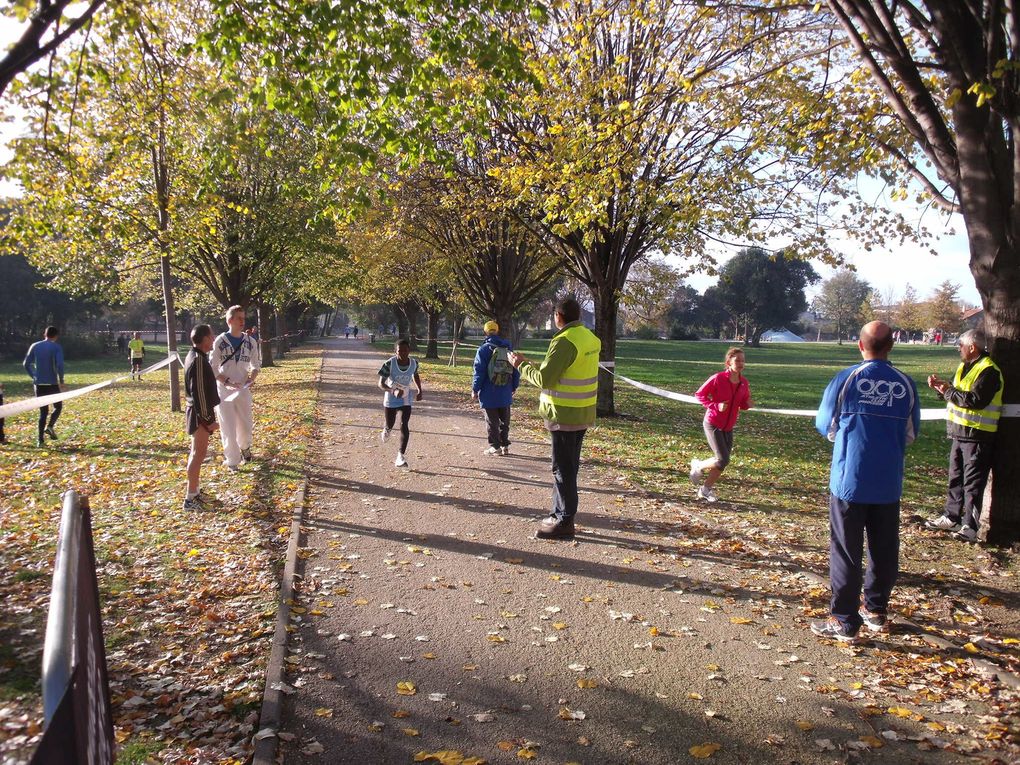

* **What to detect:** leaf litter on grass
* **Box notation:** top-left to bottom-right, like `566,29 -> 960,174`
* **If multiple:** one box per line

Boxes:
0,346 -> 322,763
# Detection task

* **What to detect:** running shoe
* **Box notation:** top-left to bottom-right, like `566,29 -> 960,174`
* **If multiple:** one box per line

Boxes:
860,609 -> 889,633
954,525 -> 978,542
697,485 -> 718,502
45,426 -> 58,440
183,497 -> 202,511
924,514 -> 960,532
689,458 -> 703,486
500,446 -> 509,456
395,453 -> 408,467
380,428 -> 391,443
810,618 -> 860,644
241,448 -> 253,462
484,446 -> 500,456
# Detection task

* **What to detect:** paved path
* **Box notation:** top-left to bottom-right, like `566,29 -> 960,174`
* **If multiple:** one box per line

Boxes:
278,341 -> 973,764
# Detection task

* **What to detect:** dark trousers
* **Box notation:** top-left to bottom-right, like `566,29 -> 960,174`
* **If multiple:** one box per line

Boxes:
483,407 -> 511,448
35,384 -> 62,441
551,429 -> 586,521
945,438 -> 994,531
828,494 -> 899,631
384,405 -> 412,453
0,390 -> 5,441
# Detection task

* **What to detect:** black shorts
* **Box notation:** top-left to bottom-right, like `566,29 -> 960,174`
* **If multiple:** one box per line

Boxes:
186,406 -> 212,436
131,358 -> 144,371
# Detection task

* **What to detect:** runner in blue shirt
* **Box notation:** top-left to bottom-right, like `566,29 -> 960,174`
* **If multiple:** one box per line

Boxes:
23,326 -> 66,447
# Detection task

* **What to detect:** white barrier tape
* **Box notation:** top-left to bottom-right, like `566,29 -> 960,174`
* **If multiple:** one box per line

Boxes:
598,363 -> 1019,421
0,354 -> 182,420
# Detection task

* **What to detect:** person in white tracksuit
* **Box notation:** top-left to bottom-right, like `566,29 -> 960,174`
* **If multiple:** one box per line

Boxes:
213,305 -> 261,469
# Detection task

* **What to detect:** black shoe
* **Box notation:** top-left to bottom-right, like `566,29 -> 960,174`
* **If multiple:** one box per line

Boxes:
860,609 -> 889,633
241,448 -> 253,462
37,438 -> 45,448
45,426 -> 58,440
536,516 -> 575,540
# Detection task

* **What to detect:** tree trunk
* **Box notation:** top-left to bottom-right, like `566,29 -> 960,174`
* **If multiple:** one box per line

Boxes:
425,309 -> 441,359
594,290 -> 618,416
978,291 -> 1020,544
275,308 -> 286,359
405,305 -> 420,351
159,255 -> 182,412
392,305 -> 408,339
258,303 -> 274,367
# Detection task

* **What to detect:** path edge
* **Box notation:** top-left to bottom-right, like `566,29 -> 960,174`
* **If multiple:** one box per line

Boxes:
252,346 -> 327,763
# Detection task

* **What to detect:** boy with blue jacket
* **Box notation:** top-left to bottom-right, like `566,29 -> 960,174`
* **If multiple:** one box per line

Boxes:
472,321 -> 520,455
24,326 -> 66,447
812,321 -> 920,643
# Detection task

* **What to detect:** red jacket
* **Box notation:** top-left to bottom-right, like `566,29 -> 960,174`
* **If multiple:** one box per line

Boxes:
696,371 -> 751,431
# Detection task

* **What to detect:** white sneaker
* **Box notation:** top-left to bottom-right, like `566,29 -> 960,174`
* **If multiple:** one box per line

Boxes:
395,453 -> 408,467
484,446 -> 500,455
689,458 -> 704,486
380,428 -> 391,443
698,485 -> 718,502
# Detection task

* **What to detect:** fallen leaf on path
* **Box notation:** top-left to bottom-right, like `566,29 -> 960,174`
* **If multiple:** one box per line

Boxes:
397,681 -> 417,696
689,742 -> 721,758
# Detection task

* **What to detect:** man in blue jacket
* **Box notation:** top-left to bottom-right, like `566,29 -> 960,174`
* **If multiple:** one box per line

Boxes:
812,321 -> 921,644
472,320 -> 520,455
24,326 -> 67,448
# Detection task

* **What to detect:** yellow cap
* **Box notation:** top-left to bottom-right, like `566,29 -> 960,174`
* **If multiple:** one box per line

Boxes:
483,320 -> 499,334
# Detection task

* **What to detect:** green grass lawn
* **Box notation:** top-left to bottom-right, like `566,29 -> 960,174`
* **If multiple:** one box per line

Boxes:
0,341 -> 321,764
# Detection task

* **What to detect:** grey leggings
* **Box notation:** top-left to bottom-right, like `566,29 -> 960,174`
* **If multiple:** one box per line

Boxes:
703,419 -> 734,471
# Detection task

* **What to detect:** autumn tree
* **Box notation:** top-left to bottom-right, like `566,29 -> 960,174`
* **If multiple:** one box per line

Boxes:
481,0 -> 848,414
813,269 -> 872,344
820,1 -> 1020,540
923,280 -> 964,335
713,247 -> 819,347
895,284 -> 925,335
621,258 -> 686,333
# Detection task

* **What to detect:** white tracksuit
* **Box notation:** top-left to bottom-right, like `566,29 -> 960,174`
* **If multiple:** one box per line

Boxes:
213,332 -> 261,466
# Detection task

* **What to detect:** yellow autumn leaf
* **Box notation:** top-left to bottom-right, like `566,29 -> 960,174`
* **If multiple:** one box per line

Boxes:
795,720 -> 814,731
552,622 -> 568,630
185,549 -> 200,557
963,642 -> 979,653
402,727 -> 420,737
860,735 -> 884,748
353,598 -> 369,606
396,681 -> 417,696
888,706 -> 913,718
392,709 -> 411,718
487,635 -> 506,643
1003,638 -> 1019,645
423,652 -> 437,659
314,707 -> 333,717
729,617 -> 752,625
577,678 -> 598,689
497,741 -> 515,752
688,692 -> 703,700
690,742 -> 722,758
517,748 -> 538,760
649,626 -> 660,636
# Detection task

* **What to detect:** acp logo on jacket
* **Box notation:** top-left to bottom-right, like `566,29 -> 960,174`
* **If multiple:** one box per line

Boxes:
856,378 -> 907,407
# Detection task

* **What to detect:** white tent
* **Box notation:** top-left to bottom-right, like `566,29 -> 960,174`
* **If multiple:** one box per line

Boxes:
761,328 -> 806,342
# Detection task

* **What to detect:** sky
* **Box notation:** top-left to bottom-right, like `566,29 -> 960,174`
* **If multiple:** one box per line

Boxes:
0,13 -> 982,307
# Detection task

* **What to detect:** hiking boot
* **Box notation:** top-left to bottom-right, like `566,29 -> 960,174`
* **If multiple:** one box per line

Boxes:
925,514 -> 960,532
395,453 -> 408,468
860,609 -> 889,633
689,458 -> 703,486
697,485 -> 718,503
954,525 -> 978,542
380,428 -> 392,443
183,497 -> 202,511
45,426 -> 58,440
240,448 -> 253,462
484,446 -> 500,456
536,516 -> 575,540
810,617 -> 860,644
500,446 -> 509,456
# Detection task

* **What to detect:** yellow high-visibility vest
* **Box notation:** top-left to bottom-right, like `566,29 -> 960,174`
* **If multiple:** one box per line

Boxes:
947,355 -> 1003,432
539,324 -> 600,417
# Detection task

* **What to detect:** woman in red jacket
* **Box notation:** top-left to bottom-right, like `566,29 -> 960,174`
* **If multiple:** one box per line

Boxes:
690,347 -> 753,502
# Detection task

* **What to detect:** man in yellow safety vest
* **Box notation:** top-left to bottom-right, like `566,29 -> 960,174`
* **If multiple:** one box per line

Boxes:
925,328 -> 1003,542
509,297 -> 600,540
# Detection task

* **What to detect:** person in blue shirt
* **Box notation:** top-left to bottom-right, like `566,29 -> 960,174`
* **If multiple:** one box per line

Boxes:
23,326 -> 67,447
472,321 -> 521,455
811,321 -> 921,644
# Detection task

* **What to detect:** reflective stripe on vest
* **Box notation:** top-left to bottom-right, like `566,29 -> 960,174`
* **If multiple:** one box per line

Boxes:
946,355 -> 1003,433
539,325 -> 600,408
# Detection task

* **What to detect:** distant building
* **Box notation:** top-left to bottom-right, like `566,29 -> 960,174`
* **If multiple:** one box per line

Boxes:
962,306 -> 984,330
